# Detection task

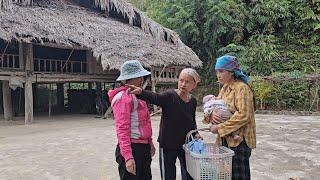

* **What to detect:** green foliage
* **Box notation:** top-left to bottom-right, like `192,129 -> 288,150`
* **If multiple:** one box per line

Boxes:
129,0 -> 320,110
250,76 -> 273,109
239,35 -> 280,75
273,81 -> 310,110
250,71 -> 312,110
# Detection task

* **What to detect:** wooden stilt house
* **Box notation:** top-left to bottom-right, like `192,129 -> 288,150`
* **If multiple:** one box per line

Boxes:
0,0 -> 202,124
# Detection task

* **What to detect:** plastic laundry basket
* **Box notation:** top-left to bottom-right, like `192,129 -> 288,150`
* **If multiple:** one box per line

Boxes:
183,128 -> 234,180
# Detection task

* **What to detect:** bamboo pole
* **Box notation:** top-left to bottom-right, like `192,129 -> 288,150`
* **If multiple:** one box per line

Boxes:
62,49 -> 74,72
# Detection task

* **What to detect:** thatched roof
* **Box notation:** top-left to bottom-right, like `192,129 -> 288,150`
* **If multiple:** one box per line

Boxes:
0,0 -> 202,70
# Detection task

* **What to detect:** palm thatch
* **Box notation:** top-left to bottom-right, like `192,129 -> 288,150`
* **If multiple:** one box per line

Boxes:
0,0 -> 202,70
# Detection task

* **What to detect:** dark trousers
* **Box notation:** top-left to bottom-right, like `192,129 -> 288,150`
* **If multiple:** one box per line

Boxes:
115,143 -> 152,180
223,139 -> 252,180
159,147 -> 193,180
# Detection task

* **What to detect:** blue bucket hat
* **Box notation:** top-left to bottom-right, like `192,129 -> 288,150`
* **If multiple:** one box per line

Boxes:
215,55 -> 249,84
116,60 -> 151,81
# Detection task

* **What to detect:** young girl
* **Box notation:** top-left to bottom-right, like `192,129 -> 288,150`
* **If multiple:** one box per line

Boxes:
127,68 -> 200,180
108,60 -> 155,180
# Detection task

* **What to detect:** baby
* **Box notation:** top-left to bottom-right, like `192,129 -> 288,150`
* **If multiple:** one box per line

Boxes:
203,95 -> 242,141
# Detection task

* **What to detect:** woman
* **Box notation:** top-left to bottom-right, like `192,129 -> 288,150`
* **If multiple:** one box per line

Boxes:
127,68 -> 200,180
108,60 -> 155,180
209,55 -> 256,180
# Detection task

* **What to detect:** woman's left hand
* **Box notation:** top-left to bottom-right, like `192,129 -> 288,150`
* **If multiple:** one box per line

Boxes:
210,111 -> 225,124
210,124 -> 218,134
150,143 -> 156,157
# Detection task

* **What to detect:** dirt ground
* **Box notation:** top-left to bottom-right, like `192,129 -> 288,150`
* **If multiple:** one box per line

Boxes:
0,113 -> 319,180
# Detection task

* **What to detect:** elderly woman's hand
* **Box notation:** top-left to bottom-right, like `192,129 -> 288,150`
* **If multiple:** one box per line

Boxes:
126,84 -> 142,95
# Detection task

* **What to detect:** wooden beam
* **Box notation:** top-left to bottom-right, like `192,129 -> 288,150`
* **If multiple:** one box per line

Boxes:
0,73 -> 117,83
2,81 -> 13,120
36,42 -> 88,50
31,74 -> 117,83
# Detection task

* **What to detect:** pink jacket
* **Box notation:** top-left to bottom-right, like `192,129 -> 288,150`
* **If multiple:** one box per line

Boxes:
108,86 -> 153,161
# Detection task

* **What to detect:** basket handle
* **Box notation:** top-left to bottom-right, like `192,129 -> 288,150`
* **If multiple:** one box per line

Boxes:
184,128 -> 211,146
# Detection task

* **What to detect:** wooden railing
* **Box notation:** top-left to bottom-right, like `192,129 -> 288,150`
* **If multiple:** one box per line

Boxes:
0,54 -> 20,69
152,67 -> 180,83
34,58 -> 87,73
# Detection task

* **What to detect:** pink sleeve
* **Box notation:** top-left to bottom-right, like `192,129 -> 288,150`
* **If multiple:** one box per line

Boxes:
112,93 -> 134,162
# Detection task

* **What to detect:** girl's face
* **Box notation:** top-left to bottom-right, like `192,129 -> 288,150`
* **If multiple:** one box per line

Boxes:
126,77 -> 144,87
178,72 -> 196,94
216,69 -> 234,84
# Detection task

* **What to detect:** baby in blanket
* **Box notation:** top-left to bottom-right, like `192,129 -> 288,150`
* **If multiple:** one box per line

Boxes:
203,95 -> 242,141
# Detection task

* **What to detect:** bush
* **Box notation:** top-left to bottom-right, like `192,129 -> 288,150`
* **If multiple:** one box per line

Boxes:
251,74 -> 312,111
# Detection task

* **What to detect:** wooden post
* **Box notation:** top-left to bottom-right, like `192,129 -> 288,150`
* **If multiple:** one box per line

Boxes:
33,83 -> 37,112
24,43 -> 33,124
19,42 -> 24,70
96,82 -> 102,92
151,79 -> 157,112
88,82 -> 92,90
96,82 -> 102,116
48,84 -> 52,118
57,83 -> 64,113
2,81 -> 13,120
0,82 -> 3,114
86,50 -> 93,74
316,80 -> 319,111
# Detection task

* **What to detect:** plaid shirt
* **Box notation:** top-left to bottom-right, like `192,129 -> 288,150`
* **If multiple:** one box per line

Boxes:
216,80 -> 256,149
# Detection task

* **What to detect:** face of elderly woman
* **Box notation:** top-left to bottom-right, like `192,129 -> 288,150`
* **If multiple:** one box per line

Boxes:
216,69 -> 234,84
178,72 -> 196,94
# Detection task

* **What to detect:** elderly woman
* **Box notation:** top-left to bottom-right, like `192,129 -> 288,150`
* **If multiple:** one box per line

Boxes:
127,68 -> 200,180
209,55 -> 256,180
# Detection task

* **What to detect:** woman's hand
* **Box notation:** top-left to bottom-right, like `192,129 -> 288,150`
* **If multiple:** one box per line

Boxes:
210,111 -> 225,124
125,159 -> 136,175
126,84 -> 142,95
210,124 -> 218,134
150,143 -> 156,157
